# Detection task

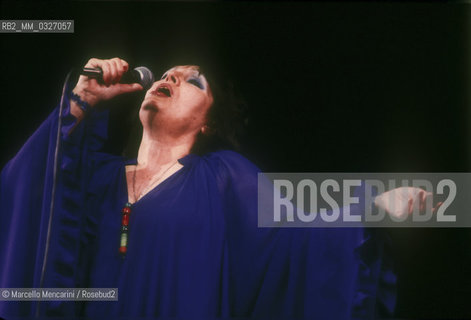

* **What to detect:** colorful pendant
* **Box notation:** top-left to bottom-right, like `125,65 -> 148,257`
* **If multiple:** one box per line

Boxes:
119,202 -> 132,256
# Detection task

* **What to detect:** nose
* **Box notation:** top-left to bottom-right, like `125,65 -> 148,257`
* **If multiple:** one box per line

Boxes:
165,71 -> 180,85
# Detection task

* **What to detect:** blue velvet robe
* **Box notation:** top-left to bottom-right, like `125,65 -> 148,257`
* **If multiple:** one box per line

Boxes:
0,87 -> 396,319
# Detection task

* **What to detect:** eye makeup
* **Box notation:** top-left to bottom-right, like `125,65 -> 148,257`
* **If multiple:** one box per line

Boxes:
159,67 -> 208,91
187,77 -> 205,90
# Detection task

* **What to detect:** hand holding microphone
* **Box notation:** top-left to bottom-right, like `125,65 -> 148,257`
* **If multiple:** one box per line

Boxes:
72,57 -> 154,109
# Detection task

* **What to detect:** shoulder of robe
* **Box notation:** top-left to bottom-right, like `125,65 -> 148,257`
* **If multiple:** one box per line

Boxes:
199,150 -> 261,193
85,152 -> 125,193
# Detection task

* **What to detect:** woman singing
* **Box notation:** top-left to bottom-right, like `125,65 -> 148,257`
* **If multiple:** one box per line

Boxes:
1,57 -> 398,319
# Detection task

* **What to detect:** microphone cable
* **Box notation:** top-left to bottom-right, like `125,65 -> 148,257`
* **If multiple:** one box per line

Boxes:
35,68 -> 73,318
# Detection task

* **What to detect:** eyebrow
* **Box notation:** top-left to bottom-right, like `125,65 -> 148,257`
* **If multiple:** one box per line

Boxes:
162,68 -> 204,81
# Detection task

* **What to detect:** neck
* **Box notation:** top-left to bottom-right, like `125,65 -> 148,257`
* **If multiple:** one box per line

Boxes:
136,131 -> 195,169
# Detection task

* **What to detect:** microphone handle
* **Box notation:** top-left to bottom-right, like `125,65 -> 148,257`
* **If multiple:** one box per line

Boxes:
79,66 -> 154,90
80,67 -> 136,84
81,67 -> 103,78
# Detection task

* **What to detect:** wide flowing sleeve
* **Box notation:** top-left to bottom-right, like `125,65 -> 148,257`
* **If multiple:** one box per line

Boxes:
0,81 -> 109,317
207,150 -> 396,319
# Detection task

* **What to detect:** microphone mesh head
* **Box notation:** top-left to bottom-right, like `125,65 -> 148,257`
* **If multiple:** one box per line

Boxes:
134,66 -> 155,90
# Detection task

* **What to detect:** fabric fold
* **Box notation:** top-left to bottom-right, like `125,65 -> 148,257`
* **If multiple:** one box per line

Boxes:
1,91 -> 397,319
352,228 -> 397,319
41,83 -> 111,316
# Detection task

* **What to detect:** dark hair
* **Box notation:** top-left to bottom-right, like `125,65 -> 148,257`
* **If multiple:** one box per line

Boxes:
122,63 -> 247,158
190,65 -> 247,155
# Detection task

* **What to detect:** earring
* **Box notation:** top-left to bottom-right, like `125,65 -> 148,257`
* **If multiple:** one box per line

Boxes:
201,125 -> 210,134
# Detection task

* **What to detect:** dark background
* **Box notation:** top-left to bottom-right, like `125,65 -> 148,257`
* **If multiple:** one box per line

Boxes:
1,1 -> 470,318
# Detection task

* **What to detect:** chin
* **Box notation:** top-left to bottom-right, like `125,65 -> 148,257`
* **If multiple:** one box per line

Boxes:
141,100 -> 158,112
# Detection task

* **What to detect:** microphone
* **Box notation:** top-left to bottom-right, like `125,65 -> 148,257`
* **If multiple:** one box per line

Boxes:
80,66 -> 155,90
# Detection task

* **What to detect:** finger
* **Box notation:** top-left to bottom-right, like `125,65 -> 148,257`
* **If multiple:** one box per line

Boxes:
85,58 -> 102,68
408,197 -> 414,215
81,58 -> 104,84
433,202 -> 443,215
120,59 -> 129,72
115,83 -> 144,93
114,58 -> 125,81
419,190 -> 426,212
424,192 -> 433,212
101,60 -> 112,86
108,59 -> 119,84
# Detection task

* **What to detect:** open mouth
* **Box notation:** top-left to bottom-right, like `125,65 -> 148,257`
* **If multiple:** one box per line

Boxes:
154,84 -> 172,97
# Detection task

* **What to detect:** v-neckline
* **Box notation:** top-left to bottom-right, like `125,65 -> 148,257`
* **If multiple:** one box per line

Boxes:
122,155 -> 195,206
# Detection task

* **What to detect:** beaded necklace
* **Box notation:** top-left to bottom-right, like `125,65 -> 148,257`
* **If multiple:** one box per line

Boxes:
119,161 -> 179,256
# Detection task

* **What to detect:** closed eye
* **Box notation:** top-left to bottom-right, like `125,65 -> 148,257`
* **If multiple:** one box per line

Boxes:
187,78 -> 204,89
160,73 -> 168,80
